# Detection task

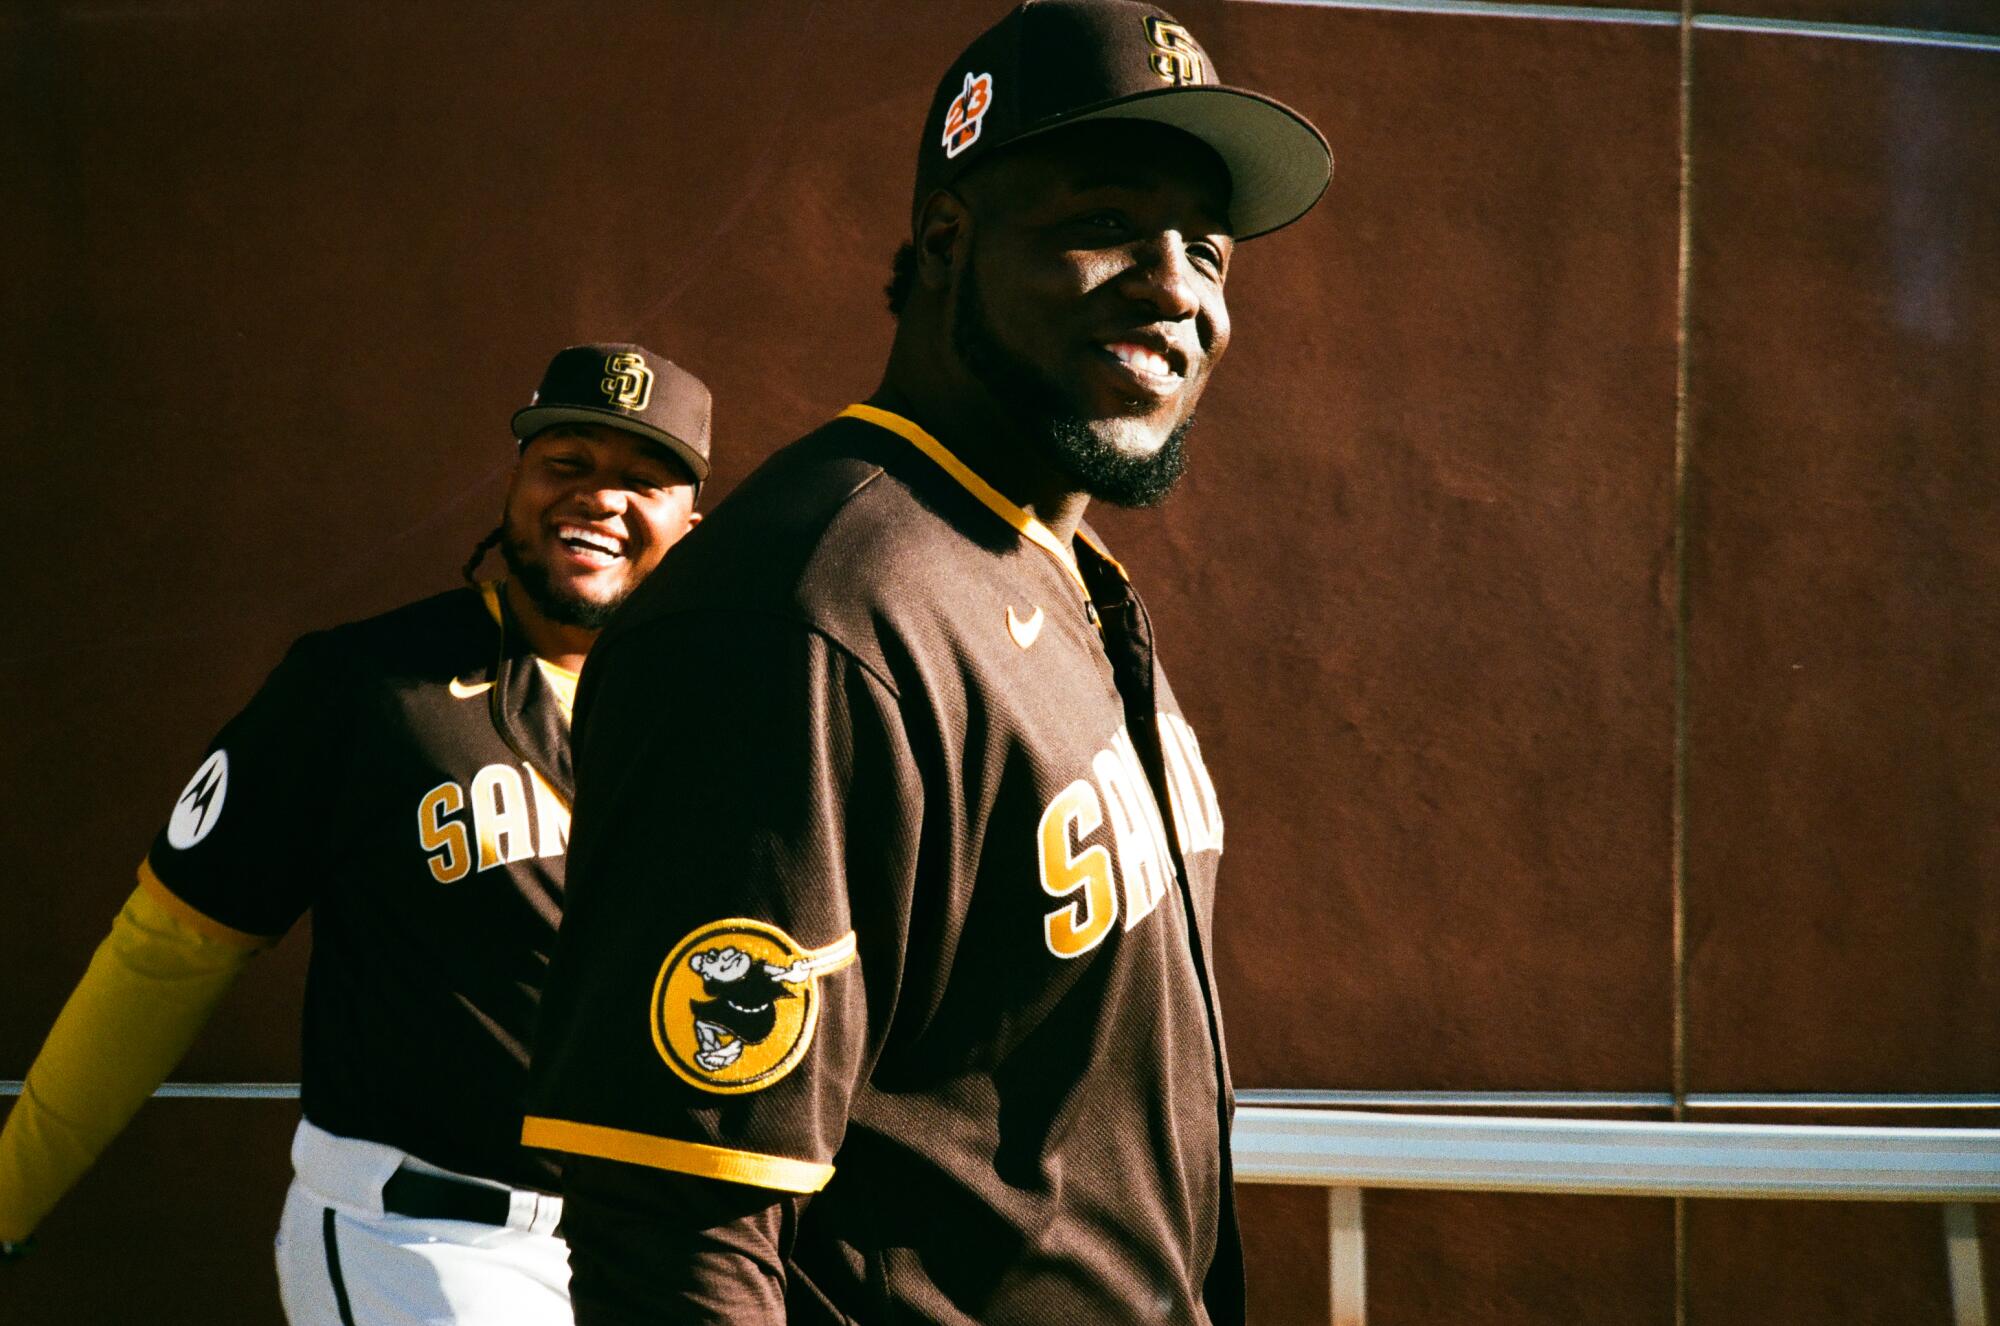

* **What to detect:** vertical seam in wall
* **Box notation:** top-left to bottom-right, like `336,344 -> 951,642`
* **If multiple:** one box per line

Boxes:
1673,1 -> 1696,1133
1673,5 -> 1698,1326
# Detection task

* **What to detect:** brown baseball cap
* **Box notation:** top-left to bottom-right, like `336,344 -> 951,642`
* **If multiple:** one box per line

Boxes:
913,0 -> 1331,242
510,343 -> 713,486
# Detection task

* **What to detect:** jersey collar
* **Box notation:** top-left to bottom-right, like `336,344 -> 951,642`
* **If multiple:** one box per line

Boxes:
481,579 -> 582,683
838,403 -> 1128,602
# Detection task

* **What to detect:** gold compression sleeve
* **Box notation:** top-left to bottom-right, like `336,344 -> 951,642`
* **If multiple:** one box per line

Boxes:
0,879 -> 267,1241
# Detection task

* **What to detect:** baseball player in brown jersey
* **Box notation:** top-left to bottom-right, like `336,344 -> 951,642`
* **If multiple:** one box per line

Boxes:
0,344 -> 712,1324
521,4 -> 1331,1322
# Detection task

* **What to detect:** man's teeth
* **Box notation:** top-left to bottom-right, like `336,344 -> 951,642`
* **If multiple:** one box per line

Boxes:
1110,344 -> 1178,378
559,529 -> 620,556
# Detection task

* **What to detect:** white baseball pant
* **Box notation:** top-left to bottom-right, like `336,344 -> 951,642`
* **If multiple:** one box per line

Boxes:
273,1119 -> 570,1325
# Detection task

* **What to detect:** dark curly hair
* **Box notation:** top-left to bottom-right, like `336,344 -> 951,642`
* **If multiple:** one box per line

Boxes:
461,524 -> 504,585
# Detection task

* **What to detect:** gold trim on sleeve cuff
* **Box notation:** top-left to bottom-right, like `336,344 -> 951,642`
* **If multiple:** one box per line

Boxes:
135,861 -> 277,951
519,1116 -> 835,1194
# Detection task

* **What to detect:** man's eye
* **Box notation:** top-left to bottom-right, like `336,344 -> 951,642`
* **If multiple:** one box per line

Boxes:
1189,243 -> 1226,274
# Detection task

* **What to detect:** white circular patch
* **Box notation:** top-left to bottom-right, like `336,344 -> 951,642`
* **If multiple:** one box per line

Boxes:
166,750 -> 230,849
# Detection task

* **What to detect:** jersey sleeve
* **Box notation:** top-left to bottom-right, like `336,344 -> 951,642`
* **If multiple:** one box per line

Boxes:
560,1159 -> 793,1325
0,884 -> 262,1240
142,632 -> 356,939
524,609 -> 922,1197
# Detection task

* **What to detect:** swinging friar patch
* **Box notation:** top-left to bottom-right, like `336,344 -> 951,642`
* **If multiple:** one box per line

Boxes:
650,919 -> 857,1095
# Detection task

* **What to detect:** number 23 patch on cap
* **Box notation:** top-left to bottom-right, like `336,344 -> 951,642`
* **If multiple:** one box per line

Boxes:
650,919 -> 857,1095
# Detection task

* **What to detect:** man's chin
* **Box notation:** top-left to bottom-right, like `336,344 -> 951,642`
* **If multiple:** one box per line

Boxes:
1085,414 -> 1182,461
533,588 -> 624,632
504,551 -> 629,632
544,576 -> 631,628
543,569 -> 625,607
1038,413 -> 1193,510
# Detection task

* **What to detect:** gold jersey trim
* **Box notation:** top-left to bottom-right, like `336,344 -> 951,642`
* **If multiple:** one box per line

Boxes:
534,659 -> 578,719
519,1116 -> 835,1194
481,578 -> 580,720
838,404 -> 1130,600
135,859 -> 277,951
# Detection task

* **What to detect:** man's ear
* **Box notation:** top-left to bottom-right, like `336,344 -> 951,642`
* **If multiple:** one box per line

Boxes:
914,188 -> 973,293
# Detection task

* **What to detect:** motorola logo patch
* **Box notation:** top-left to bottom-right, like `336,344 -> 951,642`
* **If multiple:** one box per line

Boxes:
167,750 -> 230,849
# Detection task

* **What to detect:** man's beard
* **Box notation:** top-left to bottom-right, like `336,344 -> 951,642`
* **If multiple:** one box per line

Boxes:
952,259 -> 1193,509
500,524 -> 624,630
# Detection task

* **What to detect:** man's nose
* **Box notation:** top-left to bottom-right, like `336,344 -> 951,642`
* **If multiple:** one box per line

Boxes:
1120,233 -> 1202,323
573,481 -> 623,516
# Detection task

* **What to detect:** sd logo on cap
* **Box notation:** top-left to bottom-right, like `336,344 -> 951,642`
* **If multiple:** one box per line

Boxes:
512,342 -> 713,489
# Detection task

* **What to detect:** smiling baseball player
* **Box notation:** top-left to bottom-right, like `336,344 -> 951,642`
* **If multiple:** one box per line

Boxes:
0,343 -> 712,1324
521,5 -> 1331,1322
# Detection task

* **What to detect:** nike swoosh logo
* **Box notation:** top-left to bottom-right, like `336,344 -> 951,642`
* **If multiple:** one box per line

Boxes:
1007,604 -> 1045,650
448,676 -> 494,699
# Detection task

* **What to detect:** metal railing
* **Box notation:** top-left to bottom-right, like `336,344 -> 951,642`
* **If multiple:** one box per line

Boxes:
6,1080 -> 1996,1321
1231,1101 -> 2000,1325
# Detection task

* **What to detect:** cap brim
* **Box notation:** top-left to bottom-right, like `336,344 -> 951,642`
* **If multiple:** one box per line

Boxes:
1020,85 -> 1331,241
510,405 -> 710,483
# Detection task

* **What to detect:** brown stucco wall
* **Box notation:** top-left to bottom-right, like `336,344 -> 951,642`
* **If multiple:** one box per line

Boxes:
3,1 -> 1994,1321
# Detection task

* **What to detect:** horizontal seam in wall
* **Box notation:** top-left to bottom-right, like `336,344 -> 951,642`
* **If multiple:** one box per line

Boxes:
0,1080 -> 301,1099
1690,15 -> 2000,51
9,1082 -> 1993,1109
1240,1090 -> 2000,1110
1231,0 -> 1676,22
1227,0 -> 2000,53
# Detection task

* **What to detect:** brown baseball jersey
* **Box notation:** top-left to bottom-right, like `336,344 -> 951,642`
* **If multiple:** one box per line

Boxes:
143,583 -> 574,1191
524,405 -> 1241,1324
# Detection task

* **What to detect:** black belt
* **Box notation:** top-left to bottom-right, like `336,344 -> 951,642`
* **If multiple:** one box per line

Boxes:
380,1165 -> 516,1227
